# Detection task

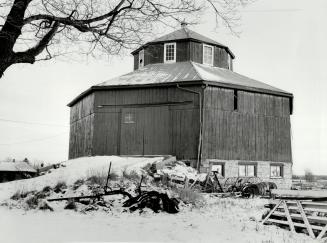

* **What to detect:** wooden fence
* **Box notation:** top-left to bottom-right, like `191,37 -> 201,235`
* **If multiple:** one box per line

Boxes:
262,199 -> 327,239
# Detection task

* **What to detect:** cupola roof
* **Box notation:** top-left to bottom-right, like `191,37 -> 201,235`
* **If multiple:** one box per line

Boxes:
131,27 -> 235,58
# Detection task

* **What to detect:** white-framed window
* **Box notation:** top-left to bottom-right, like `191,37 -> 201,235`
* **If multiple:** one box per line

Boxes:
210,162 -> 225,177
239,164 -> 256,177
164,42 -> 176,63
270,165 -> 283,178
139,49 -> 144,68
203,44 -> 214,66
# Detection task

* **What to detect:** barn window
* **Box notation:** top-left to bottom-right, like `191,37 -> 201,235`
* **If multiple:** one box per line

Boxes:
139,49 -> 144,68
233,90 -> 238,110
203,44 -> 214,66
123,113 -> 135,124
270,165 -> 283,178
210,162 -> 225,177
239,164 -> 256,177
164,43 -> 176,63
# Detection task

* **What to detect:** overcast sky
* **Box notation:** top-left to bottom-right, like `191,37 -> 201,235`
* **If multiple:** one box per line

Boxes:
0,0 -> 326,175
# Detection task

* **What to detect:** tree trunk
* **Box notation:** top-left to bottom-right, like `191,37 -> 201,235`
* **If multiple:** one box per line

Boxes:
0,0 -> 32,77
0,59 -> 12,78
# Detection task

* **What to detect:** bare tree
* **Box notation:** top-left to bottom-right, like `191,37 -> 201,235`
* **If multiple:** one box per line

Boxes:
0,0 -> 251,77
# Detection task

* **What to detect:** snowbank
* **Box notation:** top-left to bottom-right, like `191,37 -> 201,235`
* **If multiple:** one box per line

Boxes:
0,197 -> 315,243
0,156 -> 164,201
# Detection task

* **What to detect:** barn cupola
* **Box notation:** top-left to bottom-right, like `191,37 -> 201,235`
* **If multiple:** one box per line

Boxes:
131,26 -> 235,71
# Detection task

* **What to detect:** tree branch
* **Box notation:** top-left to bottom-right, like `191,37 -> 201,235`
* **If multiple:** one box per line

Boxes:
13,21 -> 59,64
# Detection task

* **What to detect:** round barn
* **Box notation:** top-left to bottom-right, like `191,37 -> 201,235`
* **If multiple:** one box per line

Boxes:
68,27 -> 294,189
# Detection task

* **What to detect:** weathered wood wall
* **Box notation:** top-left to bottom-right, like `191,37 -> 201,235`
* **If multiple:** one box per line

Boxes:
176,42 -> 190,62
91,86 -> 201,159
144,43 -> 164,66
69,85 -> 292,163
189,41 -> 203,64
133,54 -> 138,70
202,86 -> 292,162
133,41 -> 232,70
214,46 -> 229,69
69,93 -> 95,159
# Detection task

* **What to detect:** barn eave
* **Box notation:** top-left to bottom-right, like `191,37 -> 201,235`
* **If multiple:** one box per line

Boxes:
67,81 -> 204,107
131,38 -> 235,59
67,62 -> 293,114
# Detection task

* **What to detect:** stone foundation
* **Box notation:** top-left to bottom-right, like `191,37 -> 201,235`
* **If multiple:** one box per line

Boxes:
201,159 -> 292,189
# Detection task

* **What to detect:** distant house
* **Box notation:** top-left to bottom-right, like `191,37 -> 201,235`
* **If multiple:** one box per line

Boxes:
68,27 -> 294,189
0,162 -> 37,183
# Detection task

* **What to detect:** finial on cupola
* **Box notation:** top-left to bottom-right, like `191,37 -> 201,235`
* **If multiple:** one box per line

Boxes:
180,19 -> 188,28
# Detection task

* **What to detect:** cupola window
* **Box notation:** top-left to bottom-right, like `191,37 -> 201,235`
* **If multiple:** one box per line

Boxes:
164,43 -> 176,63
203,44 -> 214,66
139,49 -> 144,68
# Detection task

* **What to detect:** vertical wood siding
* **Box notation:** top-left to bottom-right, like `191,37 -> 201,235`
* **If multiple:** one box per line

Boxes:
176,41 -> 190,62
134,41 -> 231,70
144,43 -> 164,65
202,87 -> 292,162
89,86 -> 201,159
214,47 -> 229,69
190,41 -> 203,64
133,53 -> 138,70
69,93 -> 95,159
69,86 -> 292,162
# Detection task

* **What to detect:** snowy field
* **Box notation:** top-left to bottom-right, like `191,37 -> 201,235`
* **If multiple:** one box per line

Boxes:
0,156 -> 317,243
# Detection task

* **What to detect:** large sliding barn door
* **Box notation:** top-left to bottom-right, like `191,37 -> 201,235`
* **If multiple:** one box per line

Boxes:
120,106 -> 170,155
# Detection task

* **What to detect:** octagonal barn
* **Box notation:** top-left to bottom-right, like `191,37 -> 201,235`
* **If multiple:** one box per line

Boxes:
68,27 -> 294,188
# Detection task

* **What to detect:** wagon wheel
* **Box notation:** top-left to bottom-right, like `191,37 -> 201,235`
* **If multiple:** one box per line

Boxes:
226,185 -> 237,192
243,187 -> 255,198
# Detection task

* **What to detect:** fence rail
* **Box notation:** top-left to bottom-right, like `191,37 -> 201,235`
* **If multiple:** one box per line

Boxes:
262,199 -> 327,239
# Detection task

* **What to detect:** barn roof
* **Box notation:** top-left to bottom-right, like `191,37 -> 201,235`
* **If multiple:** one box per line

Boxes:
0,162 -> 37,173
68,61 -> 292,107
131,27 -> 235,58
98,61 -> 291,95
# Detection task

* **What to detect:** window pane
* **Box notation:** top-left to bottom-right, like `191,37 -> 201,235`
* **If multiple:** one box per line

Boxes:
124,113 -> 135,124
165,44 -> 175,61
203,45 -> 213,65
247,165 -> 255,177
271,166 -> 281,177
212,164 -> 223,176
239,165 -> 246,177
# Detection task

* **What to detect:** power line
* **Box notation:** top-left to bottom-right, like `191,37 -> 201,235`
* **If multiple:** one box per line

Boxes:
243,9 -> 302,13
0,118 -> 69,128
0,132 -> 68,146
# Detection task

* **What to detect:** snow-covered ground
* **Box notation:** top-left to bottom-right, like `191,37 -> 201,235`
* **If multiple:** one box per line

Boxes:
0,198 -> 316,243
0,156 -> 163,201
0,156 -> 318,243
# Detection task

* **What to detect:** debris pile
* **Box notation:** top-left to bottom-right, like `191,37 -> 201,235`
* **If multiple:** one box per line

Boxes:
149,159 -> 277,197
5,161 -> 181,214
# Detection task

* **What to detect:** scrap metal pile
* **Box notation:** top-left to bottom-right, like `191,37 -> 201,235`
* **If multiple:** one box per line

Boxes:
148,160 -> 277,197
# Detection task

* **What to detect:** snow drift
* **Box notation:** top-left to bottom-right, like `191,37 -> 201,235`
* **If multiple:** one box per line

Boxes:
0,156 -> 164,201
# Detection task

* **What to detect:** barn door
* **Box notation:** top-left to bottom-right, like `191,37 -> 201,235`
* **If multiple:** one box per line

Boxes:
143,106 -> 170,155
120,108 -> 144,155
120,106 -> 170,155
